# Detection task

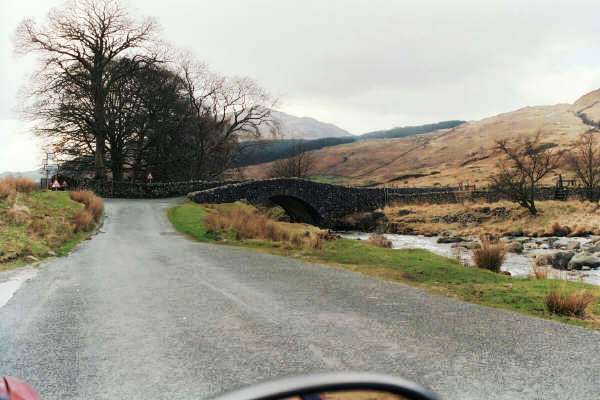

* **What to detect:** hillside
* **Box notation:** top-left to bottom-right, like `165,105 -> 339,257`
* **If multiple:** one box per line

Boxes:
236,120 -> 463,168
271,110 -> 352,139
360,120 -> 465,140
244,90 -> 600,186
0,170 -> 42,181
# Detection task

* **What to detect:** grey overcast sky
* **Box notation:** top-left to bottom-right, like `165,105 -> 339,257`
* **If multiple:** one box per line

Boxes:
3,0 -> 600,172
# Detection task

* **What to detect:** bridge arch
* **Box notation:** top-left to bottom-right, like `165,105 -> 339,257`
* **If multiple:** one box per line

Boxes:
268,195 -> 323,225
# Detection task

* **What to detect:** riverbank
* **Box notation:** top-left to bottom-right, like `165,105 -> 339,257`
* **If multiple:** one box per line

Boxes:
168,201 -> 600,329
383,200 -> 600,237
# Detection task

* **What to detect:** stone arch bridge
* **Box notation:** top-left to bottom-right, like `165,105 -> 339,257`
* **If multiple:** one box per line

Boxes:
188,178 -> 393,227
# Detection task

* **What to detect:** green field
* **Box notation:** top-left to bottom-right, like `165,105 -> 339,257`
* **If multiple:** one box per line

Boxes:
168,201 -> 600,329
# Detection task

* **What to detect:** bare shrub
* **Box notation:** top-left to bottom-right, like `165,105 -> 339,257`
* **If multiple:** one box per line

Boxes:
367,234 -> 392,248
472,236 -> 506,272
73,210 -> 95,233
567,130 -> 600,202
490,132 -> 563,215
546,288 -> 596,318
268,143 -> 316,179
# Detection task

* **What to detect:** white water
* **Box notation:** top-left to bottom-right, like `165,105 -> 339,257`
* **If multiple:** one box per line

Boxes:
341,232 -> 600,285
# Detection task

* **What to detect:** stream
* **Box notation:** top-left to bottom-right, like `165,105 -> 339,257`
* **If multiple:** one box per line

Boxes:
341,232 -> 600,285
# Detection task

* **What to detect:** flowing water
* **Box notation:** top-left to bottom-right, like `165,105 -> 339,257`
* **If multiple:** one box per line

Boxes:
341,232 -> 600,285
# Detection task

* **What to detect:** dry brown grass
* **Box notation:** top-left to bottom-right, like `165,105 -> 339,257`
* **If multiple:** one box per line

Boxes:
87,196 -> 104,222
205,205 -> 328,250
532,264 -> 550,280
0,180 -> 13,200
384,200 -> 600,237
7,204 -> 32,225
472,236 -> 506,272
73,210 -> 95,233
0,176 -> 38,194
548,221 -> 571,237
13,177 -> 37,193
69,190 -> 104,222
69,190 -> 95,205
367,234 -> 392,248
546,288 -> 596,318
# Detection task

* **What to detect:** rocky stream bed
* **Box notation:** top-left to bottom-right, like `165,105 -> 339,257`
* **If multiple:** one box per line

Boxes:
341,232 -> 600,285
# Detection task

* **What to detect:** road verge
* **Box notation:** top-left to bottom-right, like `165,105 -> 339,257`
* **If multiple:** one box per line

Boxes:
168,201 -> 600,329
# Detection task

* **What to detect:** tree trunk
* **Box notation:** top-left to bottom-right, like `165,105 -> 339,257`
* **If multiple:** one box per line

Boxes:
94,131 -> 106,180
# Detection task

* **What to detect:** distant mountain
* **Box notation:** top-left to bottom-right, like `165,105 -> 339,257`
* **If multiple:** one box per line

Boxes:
0,169 -> 42,181
360,120 -> 465,140
237,120 -> 465,169
271,110 -> 352,139
243,89 -> 600,186
234,137 -> 356,168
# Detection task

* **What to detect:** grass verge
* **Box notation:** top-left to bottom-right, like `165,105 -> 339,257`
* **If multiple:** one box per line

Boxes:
168,201 -> 600,329
0,190 -> 97,271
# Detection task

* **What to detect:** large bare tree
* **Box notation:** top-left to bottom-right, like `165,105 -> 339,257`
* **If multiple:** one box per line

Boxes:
490,132 -> 563,215
567,130 -> 600,202
16,0 -> 159,180
178,59 -> 278,180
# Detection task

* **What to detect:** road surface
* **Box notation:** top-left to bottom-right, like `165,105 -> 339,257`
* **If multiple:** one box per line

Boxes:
1,199 -> 599,400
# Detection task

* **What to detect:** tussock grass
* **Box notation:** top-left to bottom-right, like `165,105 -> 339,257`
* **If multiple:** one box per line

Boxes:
548,221 -> 571,237
385,200 -> 600,237
0,176 -> 38,194
70,190 -> 104,222
73,210 -> 95,232
367,234 -> 392,248
0,181 -> 13,200
546,288 -> 596,318
13,177 -> 38,193
204,204 -> 327,250
472,236 -> 506,272
532,264 -> 549,280
168,201 -> 600,329
7,204 -> 31,225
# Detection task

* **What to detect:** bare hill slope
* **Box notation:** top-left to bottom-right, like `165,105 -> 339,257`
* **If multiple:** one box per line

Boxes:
244,90 -> 600,186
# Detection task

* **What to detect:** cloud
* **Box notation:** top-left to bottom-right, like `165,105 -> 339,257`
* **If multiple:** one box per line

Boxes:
0,120 -> 42,173
3,0 -> 600,144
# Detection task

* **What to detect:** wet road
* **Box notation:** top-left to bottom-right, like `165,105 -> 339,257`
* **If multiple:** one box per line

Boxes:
1,199 -> 599,400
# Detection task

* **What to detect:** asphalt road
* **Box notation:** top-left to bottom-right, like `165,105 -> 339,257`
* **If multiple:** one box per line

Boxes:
1,199 -> 600,400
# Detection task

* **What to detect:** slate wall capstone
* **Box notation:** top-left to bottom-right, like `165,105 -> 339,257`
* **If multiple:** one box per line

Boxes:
79,179 -> 244,199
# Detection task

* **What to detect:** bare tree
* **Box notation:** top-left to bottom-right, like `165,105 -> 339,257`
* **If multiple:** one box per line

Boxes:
16,0 -> 159,180
178,59 -> 278,180
269,143 -> 316,179
490,132 -> 563,215
567,130 -> 600,202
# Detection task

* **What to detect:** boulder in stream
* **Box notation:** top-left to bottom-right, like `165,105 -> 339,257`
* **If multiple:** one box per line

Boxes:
437,236 -> 466,244
568,253 -> 600,270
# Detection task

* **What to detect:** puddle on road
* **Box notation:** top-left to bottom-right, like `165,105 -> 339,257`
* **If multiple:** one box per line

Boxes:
0,268 -> 38,308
